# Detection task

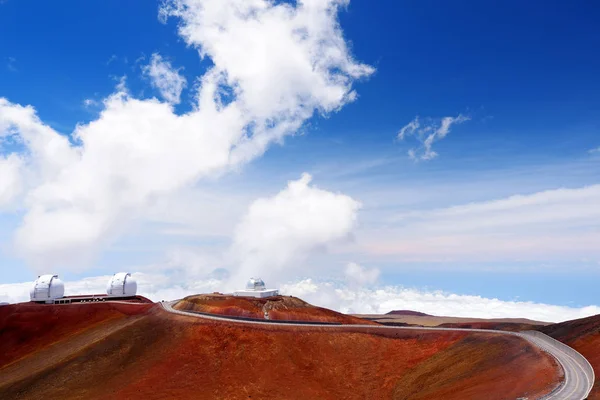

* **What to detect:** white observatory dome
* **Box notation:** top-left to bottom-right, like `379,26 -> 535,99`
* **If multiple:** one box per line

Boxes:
30,275 -> 65,303
246,277 -> 266,291
106,272 -> 137,297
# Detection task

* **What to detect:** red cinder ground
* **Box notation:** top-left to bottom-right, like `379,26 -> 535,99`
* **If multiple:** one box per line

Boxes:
541,314 -> 600,399
0,299 -> 560,400
0,301 -> 153,368
173,294 -> 376,324
436,321 -> 543,332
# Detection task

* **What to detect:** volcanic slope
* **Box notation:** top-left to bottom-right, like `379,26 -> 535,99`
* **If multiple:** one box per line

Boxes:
541,314 -> 600,399
0,301 -> 560,400
355,310 -> 550,330
173,293 -> 374,324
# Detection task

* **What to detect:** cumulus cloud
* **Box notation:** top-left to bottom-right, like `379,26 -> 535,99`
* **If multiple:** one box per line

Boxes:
344,262 -> 379,285
397,114 -> 470,160
142,53 -> 187,104
0,153 -> 22,208
229,173 -> 361,285
0,0 -> 372,272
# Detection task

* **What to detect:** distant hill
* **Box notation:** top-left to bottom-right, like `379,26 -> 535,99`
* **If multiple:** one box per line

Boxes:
355,312 -> 549,330
386,310 -> 432,317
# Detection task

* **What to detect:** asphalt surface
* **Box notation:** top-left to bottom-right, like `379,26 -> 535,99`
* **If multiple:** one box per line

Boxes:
160,300 -> 594,400
523,331 -> 595,400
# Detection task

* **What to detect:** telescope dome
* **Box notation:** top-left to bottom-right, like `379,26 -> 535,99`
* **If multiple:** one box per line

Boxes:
106,272 -> 137,297
246,277 -> 266,291
30,275 -> 65,302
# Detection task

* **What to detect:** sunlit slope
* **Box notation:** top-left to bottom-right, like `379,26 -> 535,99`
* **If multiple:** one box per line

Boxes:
173,293 -> 376,324
0,300 -> 559,399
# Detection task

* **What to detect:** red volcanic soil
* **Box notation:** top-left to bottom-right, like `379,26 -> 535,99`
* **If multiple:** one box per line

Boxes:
392,334 -> 559,400
0,301 -> 153,368
356,313 -> 549,331
541,314 -> 600,399
173,293 -> 375,324
386,310 -> 431,317
436,321 -> 542,332
0,300 -> 560,400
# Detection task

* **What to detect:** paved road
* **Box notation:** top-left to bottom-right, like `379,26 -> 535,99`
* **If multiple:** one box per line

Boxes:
523,331 -> 595,400
160,301 -> 594,400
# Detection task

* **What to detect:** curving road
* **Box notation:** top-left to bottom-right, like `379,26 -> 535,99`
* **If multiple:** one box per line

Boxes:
522,331 -> 595,400
160,300 -> 594,400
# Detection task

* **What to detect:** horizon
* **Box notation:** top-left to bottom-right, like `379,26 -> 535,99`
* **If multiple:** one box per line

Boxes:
0,0 -> 599,323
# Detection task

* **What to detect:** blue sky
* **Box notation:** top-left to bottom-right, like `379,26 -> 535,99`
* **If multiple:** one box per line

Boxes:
0,0 -> 599,320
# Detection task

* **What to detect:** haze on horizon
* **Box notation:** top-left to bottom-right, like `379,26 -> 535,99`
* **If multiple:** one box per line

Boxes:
0,0 -> 599,323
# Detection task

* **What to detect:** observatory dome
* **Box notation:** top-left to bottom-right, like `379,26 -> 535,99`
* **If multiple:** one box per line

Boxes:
246,277 -> 266,291
234,277 -> 278,298
30,275 -> 65,303
106,272 -> 137,297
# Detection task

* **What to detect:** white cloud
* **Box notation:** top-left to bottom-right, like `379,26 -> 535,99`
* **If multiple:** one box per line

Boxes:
280,279 -> 600,323
83,99 -> 99,108
362,184 -> 600,262
229,173 -> 361,285
142,53 -> 187,104
589,147 -> 600,154
344,262 -> 379,285
397,114 -> 470,160
0,0 -> 372,272
397,117 -> 420,140
2,274 -> 597,323
0,153 -> 22,208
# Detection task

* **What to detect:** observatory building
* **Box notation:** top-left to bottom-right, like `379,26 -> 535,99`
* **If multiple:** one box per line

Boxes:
233,277 -> 279,298
30,274 -> 65,303
106,272 -> 137,297
27,272 -> 139,305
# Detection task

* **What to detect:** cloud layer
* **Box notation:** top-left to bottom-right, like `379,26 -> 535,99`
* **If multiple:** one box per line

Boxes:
362,184 -> 600,263
281,279 -> 600,323
1,274 -> 597,323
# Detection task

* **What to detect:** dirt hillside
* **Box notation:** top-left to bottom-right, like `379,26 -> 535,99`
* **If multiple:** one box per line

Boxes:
174,294 -> 375,324
0,300 -> 560,400
355,312 -> 550,330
